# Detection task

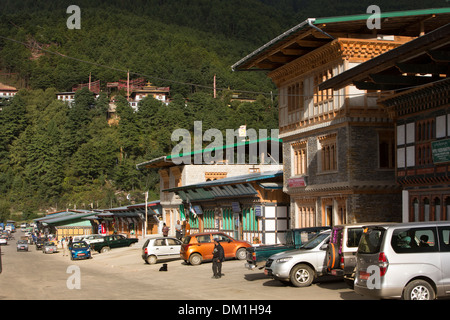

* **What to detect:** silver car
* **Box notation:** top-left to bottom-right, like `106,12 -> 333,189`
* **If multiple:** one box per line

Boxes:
142,237 -> 182,264
264,231 -> 331,287
42,241 -> 58,254
355,221 -> 450,300
17,240 -> 28,251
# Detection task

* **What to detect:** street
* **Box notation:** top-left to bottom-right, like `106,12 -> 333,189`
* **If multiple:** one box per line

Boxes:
0,231 -> 369,301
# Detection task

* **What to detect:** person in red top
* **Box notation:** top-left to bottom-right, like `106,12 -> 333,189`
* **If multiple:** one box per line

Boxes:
162,223 -> 169,237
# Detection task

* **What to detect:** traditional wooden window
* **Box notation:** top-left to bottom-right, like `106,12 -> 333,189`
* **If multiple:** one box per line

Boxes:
292,141 -> 307,176
287,81 -> 303,113
416,119 -> 435,166
318,133 -> 337,172
378,131 -> 395,169
313,68 -> 334,106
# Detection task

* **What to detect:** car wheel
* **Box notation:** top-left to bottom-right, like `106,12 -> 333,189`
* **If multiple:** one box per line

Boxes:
236,248 -> 246,260
402,280 -> 435,300
189,253 -> 202,266
100,246 -> 110,254
146,255 -> 157,265
290,264 -> 315,287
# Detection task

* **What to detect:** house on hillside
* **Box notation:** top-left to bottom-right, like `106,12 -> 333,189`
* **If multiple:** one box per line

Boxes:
0,82 -> 18,99
233,8 -> 450,227
320,22 -> 450,222
128,82 -> 170,110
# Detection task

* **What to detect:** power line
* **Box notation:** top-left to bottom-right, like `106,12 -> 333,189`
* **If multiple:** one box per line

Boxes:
0,34 -> 439,99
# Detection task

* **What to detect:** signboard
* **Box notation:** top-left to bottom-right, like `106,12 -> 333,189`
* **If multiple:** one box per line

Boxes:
431,139 -> 450,164
193,205 -> 203,215
255,206 -> 262,217
288,177 -> 306,188
232,202 -> 241,213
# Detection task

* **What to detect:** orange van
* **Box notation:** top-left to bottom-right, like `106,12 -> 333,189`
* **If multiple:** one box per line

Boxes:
180,232 -> 252,265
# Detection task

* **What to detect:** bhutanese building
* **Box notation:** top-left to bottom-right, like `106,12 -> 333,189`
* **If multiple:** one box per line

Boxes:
233,8 -> 450,227
321,22 -> 450,222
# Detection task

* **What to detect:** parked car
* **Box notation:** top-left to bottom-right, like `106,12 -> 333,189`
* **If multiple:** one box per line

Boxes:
326,222 -> 395,286
264,230 -> 331,287
16,239 -> 28,251
355,221 -> 450,300
245,226 -> 330,270
42,241 -> 58,254
0,235 -> 7,246
142,237 -> 182,264
69,241 -> 91,260
181,232 -> 252,266
90,234 -> 139,253
82,234 -> 105,245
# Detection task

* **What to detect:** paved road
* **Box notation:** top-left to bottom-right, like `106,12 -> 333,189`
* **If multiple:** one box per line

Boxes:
0,231 -> 370,301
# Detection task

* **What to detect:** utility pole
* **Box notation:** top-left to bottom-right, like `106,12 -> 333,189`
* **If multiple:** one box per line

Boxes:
144,191 -> 148,237
127,70 -> 130,101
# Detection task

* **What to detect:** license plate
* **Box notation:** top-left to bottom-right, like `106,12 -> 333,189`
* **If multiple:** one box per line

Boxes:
331,269 -> 338,276
359,271 -> 370,280
78,253 -> 85,256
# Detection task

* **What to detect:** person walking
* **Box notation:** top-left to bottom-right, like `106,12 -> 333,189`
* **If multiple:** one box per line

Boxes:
212,237 -> 225,279
61,237 -> 67,257
162,223 -> 169,237
175,220 -> 182,240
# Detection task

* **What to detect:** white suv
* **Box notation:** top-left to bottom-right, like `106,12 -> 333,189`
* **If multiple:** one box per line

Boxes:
355,221 -> 450,300
82,234 -> 105,245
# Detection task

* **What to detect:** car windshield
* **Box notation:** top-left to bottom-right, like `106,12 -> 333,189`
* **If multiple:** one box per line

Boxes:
72,242 -> 88,249
300,232 -> 330,250
44,242 -> 55,246
17,240 -> 27,244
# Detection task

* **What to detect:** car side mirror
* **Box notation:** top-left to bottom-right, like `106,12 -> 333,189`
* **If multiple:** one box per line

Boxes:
320,244 -> 329,250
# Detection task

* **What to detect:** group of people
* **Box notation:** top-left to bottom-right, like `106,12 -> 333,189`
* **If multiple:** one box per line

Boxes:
59,236 -> 73,256
161,220 -> 190,240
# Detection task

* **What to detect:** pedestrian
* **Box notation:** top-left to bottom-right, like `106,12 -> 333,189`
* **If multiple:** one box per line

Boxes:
61,237 -> 67,256
162,223 -> 169,237
185,220 -> 191,237
175,220 -> 182,240
212,237 -> 225,279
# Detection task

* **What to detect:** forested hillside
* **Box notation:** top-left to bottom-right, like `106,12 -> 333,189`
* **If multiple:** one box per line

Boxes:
0,0 -> 447,220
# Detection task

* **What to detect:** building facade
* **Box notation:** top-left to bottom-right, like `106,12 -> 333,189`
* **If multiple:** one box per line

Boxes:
320,20 -> 450,223
232,9 -> 450,227
136,138 -> 283,238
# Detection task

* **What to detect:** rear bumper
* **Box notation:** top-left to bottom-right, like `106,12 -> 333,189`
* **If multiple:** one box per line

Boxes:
245,262 -> 256,270
354,283 -> 402,299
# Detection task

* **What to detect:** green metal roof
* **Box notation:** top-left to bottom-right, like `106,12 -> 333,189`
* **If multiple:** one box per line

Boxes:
314,7 -> 450,24
136,137 -> 282,169
166,170 -> 283,202
232,7 -> 450,72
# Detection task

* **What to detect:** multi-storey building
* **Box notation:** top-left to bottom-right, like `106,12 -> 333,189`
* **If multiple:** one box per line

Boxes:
233,8 -> 450,227
321,22 -> 450,222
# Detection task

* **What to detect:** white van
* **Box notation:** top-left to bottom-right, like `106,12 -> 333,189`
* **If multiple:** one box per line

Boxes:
355,221 -> 450,300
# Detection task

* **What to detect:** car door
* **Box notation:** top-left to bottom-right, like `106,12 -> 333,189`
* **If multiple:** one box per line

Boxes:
196,234 -> 214,260
214,233 -> 235,258
153,238 -> 171,257
166,238 -> 182,258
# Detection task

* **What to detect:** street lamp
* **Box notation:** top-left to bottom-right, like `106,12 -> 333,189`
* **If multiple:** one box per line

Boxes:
144,191 -> 148,238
